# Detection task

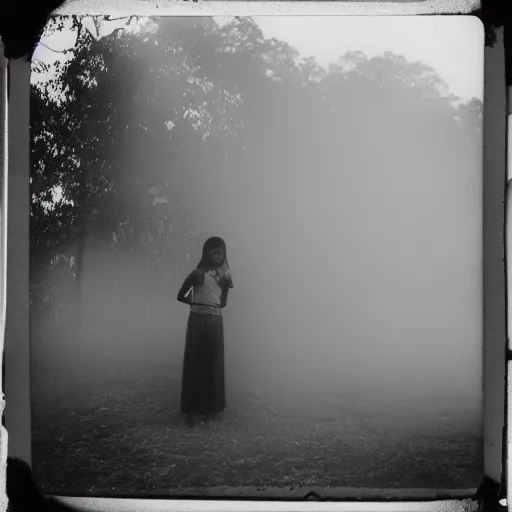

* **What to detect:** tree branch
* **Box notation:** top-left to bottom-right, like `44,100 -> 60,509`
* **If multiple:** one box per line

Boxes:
38,42 -> 71,54
104,15 -> 138,25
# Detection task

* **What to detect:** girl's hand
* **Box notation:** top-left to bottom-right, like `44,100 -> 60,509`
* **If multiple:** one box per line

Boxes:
219,275 -> 233,289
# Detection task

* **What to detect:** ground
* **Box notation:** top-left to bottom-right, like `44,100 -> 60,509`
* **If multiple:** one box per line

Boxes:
31,359 -> 482,498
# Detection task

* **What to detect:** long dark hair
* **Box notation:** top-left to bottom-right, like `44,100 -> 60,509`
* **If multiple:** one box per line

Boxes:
197,237 -> 229,271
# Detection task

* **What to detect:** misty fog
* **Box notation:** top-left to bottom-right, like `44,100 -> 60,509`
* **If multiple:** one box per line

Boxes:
29,16 -> 484,494
33,109 -> 482,417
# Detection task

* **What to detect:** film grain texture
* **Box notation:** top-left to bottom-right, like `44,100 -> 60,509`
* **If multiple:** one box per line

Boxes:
29,15 -> 484,497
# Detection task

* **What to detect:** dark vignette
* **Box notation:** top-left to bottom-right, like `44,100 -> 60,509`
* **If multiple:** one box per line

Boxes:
0,0 -> 508,65
0,0 -> 508,511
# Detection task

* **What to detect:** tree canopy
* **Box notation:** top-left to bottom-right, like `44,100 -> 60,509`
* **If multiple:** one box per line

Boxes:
30,15 -> 483,329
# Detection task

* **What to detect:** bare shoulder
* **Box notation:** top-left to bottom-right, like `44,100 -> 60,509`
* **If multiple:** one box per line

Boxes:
190,268 -> 205,283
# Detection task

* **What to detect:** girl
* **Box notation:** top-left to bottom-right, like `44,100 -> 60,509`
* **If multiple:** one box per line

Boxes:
177,237 -> 234,424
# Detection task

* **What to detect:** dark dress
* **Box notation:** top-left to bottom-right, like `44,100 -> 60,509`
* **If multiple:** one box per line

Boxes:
181,311 -> 225,416
180,270 -> 228,417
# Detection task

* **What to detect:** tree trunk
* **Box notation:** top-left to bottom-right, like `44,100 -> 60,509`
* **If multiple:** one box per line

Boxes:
73,168 -> 87,336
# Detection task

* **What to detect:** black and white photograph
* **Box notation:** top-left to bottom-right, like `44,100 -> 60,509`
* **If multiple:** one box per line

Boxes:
30,14 -> 484,497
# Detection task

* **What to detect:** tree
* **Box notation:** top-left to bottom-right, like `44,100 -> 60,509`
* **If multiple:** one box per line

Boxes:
30,15 -> 483,339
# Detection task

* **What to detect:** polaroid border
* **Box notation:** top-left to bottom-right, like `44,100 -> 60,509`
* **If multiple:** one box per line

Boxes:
54,0 -> 480,17
0,39 -> 8,512
3,2 -> 504,512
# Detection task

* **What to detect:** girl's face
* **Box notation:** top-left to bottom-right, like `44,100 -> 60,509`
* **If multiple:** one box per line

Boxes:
210,247 -> 225,265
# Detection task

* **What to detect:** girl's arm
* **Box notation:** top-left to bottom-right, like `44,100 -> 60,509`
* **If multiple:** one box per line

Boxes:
219,274 -> 233,308
220,288 -> 229,309
219,276 -> 234,289
177,269 -> 204,304
219,268 -> 233,290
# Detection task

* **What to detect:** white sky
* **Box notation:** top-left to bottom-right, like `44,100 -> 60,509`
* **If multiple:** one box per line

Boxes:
33,15 -> 484,102
252,16 -> 484,101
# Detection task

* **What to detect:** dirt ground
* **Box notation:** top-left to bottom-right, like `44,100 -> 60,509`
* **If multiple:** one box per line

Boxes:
31,360 -> 482,498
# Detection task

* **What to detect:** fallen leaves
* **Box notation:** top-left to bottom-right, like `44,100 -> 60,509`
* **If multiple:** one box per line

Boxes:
32,365 -> 482,495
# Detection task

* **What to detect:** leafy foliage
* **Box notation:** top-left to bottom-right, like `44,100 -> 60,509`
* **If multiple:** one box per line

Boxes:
30,15 -> 482,323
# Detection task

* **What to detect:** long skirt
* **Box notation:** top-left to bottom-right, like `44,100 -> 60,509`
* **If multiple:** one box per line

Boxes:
180,312 -> 226,416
